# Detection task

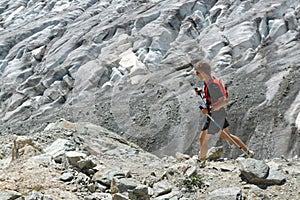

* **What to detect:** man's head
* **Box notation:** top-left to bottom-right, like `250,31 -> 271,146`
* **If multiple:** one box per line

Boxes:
194,60 -> 211,76
194,61 -> 211,81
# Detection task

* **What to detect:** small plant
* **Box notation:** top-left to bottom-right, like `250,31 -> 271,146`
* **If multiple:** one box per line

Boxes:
183,174 -> 204,191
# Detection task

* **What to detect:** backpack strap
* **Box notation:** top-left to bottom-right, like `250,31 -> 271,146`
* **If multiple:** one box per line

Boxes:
201,81 -> 211,103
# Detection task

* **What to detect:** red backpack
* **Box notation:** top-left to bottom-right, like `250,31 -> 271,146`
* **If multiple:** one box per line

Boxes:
203,77 -> 228,103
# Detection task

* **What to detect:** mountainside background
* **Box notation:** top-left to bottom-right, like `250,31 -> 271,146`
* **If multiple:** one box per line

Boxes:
0,0 -> 300,199
0,0 -> 299,159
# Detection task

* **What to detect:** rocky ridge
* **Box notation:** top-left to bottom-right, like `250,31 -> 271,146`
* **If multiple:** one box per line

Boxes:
0,0 -> 299,159
0,119 -> 299,200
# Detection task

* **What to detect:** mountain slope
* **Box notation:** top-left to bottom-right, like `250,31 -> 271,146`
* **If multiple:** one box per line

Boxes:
0,0 -> 299,159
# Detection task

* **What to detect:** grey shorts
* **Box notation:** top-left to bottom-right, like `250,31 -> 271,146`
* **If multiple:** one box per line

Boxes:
201,108 -> 228,133
202,116 -> 229,131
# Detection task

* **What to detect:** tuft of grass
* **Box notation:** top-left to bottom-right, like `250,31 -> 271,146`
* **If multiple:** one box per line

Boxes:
183,174 -> 204,191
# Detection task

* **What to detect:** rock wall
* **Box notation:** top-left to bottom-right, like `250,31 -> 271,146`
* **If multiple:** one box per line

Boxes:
0,0 -> 299,159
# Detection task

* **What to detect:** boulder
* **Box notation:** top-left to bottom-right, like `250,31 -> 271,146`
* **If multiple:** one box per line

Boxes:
45,139 -> 74,158
238,158 -> 286,187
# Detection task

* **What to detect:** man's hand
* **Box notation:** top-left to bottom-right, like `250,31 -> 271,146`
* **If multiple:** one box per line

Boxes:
198,105 -> 208,114
194,87 -> 202,96
201,108 -> 208,115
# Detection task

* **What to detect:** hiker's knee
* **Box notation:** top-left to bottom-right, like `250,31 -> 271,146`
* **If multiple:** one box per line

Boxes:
220,129 -> 231,140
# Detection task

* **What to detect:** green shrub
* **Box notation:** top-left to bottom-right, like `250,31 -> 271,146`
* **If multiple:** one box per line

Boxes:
183,174 -> 204,190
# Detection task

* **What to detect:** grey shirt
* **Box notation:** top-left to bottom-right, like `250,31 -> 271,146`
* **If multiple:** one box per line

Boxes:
207,82 -> 227,134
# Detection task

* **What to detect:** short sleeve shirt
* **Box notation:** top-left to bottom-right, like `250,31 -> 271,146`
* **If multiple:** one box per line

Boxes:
206,81 -> 227,134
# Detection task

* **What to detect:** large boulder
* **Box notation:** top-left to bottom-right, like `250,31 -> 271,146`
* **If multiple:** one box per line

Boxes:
238,158 -> 286,187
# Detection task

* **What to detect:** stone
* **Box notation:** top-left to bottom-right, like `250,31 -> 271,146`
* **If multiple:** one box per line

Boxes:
93,169 -> 126,186
112,193 -> 129,200
60,172 -> 74,182
0,190 -> 22,200
152,180 -> 173,197
116,178 -> 141,193
153,187 -> 181,200
128,185 -> 150,200
238,158 -> 269,180
265,168 -> 286,185
175,152 -> 190,161
207,146 -> 224,161
208,187 -> 242,200
88,193 -> 113,200
64,151 -> 87,168
238,158 -> 286,186
76,157 -> 97,170
45,139 -> 74,158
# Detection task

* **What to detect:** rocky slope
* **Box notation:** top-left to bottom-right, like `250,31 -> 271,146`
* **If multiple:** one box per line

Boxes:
0,119 -> 299,199
0,0 -> 299,161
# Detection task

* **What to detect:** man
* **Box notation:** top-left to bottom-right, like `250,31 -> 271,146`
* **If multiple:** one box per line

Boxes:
194,61 -> 254,167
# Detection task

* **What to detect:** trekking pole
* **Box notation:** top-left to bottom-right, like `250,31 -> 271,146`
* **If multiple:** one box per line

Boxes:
193,85 -> 251,157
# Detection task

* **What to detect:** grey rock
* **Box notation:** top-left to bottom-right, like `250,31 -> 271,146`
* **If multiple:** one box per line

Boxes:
128,185 -> 150,200
116,178 -> 141,193
93,169 -> 126,186
60,172 -> 74,182
64,151 -> 87,168
283,9 -> 298,31
0,190 -> 22,200
208,187 -> 242,200
42,195 -> 54,200
27,191 -> 42,200
153,187 -> 181,200
265,168 -> 286,185
76,172 -> 90,185
238,158 -> 286,186
207,146 -> 224,161
85,193 -> 112,200
238,158 -> 269,180
44,139 -> 74,158
76,157 -> 97,170
245,185 -> 271,200
95,182 -> 108,192
175,152 -> 190,162
152,179 -> 173,197
87,183 -> 96,193
112,193 -> 129,200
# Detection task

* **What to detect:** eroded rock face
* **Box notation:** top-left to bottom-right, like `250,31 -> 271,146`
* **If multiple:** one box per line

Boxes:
0,0 -> 299,158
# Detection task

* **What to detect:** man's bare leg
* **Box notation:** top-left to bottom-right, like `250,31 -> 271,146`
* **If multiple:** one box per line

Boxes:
219,127 -> 248,151
199,130 -> 211,160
